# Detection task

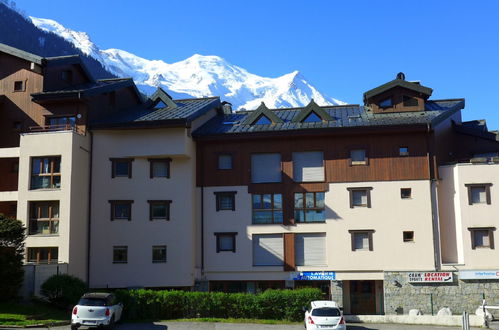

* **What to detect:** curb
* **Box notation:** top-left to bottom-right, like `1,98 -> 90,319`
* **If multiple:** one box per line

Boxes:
0,321 -> 70,328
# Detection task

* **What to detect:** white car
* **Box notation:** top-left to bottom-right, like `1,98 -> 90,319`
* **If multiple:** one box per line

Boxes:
71,292 -> 123,329
304,300 -> 346,330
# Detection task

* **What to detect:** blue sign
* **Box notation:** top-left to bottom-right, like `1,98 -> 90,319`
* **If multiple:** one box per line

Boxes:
293,271 -> 336,280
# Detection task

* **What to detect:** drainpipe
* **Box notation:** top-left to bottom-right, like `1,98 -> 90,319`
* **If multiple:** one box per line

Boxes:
427,124 -> 442,271
200,144 -> 205,275
86,131 -> 93,285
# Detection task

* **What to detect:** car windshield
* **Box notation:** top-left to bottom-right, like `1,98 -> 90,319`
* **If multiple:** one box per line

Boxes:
312,307 -> 340,317
78,298 -> 108,306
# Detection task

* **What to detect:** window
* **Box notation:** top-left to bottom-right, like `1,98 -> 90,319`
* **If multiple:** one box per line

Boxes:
379,98 -> 392,108
148,200 -> 171,220
254,115 -> 272,125
303,112 -> 322,123
251,153 -> 281,183
218,154 -> 233,170
113,246 -> 128,263
403,231 -> 414,242
27,247 -> 58,264
349,230 -> 374,251
111,158 -> 133,178
214,191 -> 236,211
399,147 -> 409,156
14,80 -> 25,92
31,156 -> 61,189
466,184 -> 492,205
295,233 -> 326,266
253,234 -> 284,266
61,70 -> 73,83
293,151 -> 324,182
47,116 -> 76,129
403,95 -> 418,107
109,200 -> 133,221
149,158 -> 171,178
252,193 -> 283,224
348,187 -> 373,208
468,227 -> 495,249
401,188 -> 412,199
29,201 -> 59,235
350,149 -> 368,165
152,245 -> 167,263
215,232 -> 237,253
294,192 -> 325,222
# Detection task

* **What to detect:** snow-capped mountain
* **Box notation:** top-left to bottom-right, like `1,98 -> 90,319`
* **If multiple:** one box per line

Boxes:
30,17 -> 345,110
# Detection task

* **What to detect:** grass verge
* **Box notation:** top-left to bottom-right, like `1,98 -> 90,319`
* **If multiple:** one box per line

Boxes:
0,301 -> 69,326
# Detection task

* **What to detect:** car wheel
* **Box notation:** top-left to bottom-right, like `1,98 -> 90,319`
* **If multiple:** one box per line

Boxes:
107,315 -> 115,329
71,325 -> 78,330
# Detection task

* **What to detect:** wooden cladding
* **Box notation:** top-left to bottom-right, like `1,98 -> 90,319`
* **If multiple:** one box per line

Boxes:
283,233 -> 295,271
197,131 -> 431,187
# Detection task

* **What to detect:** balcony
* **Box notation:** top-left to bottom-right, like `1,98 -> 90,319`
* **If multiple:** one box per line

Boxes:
0,158 -> 18,194
29,124 -> 77,133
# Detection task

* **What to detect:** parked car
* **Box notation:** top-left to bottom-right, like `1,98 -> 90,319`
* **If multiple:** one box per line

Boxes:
71,292 -> 123,329
304,300 -> 346,330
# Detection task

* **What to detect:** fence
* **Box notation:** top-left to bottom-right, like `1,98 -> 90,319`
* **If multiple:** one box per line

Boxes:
20,263 -> 68,299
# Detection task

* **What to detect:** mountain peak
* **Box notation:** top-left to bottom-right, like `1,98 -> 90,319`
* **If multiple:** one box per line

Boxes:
29,16 -> 345,109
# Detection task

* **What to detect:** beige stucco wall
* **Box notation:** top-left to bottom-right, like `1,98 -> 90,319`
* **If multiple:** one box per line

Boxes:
439,163 -> 499,269
203,180 -> 436,281
89,128 -> 197,288
18,131 -> 90,280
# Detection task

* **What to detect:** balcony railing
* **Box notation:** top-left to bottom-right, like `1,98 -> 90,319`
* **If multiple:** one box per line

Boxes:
28,124 -> 77,133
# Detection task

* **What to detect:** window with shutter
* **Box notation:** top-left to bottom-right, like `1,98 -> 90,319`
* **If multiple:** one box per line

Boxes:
253,234 -> 284,266
295,233 -> 326,266
292,151 -> 324,182
251,153 -> 281,183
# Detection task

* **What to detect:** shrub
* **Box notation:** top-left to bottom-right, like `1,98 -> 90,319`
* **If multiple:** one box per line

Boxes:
40,274 -> 87,308
0,215 -> 25,302
115,287 -> 323,322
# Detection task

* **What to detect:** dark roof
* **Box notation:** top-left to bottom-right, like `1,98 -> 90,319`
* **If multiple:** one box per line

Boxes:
31,78 -> 138,101
82,292 -> 113,299
91,96 -> 221,129
364,78 -> 433,101
454,121 -> 498,142
0,43 -> 43,64
193,99 -> 465,137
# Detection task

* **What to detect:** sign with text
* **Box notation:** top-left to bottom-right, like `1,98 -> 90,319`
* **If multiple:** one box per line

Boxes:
293,271 -> 336,281
408,272 -> 453,283
459,270 -> 499,280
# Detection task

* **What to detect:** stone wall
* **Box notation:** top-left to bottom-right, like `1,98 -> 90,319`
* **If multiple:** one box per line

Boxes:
331,280 -> 344,307
384,271 -> 499,316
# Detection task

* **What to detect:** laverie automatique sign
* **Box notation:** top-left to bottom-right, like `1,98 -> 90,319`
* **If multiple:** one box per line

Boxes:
408,272 -> 453,283
292,271 -> 336,280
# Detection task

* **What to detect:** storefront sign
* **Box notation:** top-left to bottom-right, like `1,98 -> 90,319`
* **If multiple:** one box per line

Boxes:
459,270 -> 499,280
293,271 -> 336,280
408,272 -> 453,283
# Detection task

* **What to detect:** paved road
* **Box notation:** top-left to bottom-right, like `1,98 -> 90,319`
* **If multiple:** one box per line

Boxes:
5,321 -> 494,330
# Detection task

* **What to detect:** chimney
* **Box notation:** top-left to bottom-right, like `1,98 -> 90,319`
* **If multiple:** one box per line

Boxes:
221,101 -> 232,114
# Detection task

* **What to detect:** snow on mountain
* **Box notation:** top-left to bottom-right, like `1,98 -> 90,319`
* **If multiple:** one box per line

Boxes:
30,16 -> 345,110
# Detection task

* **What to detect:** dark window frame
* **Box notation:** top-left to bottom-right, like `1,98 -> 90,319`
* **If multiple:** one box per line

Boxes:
465,183 -> 492,205
468,227 -> 495,249
13,80 -> 25,92
214,232 -> 237,253
294,192 -> 326,223
113,246 -> 128,264
349,148 -> 369,166
29,201 -> 60,235
152,245 -> 167,263
30,156 -> 61,190
403,95 -> 419,107
379,97 -> 392,108
399,146 -> 409,156
110,158 -> 134,178
109,200 -> 133,221
347,187 -> 373,208
403,231 -> 415,242
214,191 -> 237,211
401,188 -> 412,199
147,200 -> 171,221
217,153 -> 234,170
27,247 -> 58,264
148,158 -> 171,178
252,193 -> 283,224
348,230 -> 375,251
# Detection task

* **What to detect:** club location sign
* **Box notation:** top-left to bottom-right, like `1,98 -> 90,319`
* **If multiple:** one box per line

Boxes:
408,272 -> 453,283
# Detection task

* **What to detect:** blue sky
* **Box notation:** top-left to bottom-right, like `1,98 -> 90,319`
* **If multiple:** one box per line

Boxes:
14,0 -> 499,128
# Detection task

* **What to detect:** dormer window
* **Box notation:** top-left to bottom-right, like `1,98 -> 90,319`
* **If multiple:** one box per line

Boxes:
254,115 -> 272,125
154,100 -> 167,109
379,98 -> 392,108
303,112 -> 322,123
403,95 -> 418,107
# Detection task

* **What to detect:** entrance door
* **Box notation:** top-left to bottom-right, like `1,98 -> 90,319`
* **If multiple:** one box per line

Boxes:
350,280 -> 376,314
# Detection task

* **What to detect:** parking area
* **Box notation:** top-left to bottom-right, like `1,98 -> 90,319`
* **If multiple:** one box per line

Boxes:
6,321 -> 493,330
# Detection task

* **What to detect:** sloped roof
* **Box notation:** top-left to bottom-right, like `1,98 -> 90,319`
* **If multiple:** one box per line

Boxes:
0,43 -> 43,64
193,99 -> 465,137
364,79 -> 433,101
91,96 -> 221,129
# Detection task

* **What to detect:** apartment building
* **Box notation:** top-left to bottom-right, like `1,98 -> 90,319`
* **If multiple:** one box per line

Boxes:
193,75 -> 499,314
0,43 -> 143,283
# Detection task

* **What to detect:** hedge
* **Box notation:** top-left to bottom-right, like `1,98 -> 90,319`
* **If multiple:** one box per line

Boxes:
114,288 -> 323,322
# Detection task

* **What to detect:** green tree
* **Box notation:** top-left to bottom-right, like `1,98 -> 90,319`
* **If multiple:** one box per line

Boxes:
0,214 -> 26,301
